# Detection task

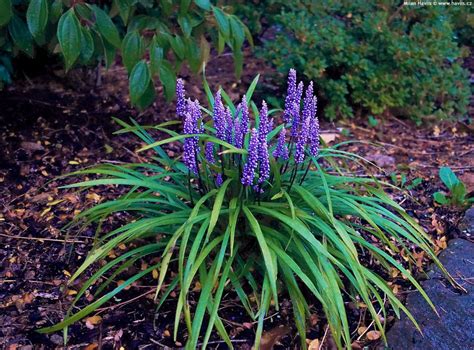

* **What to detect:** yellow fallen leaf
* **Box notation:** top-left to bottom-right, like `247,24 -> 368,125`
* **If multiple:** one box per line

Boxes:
63,270 -> 71,277
320,132 -> 339,144
308,339 -> 320,350
85,315 -> 102,329
357,326 -> 367,336
69,161 -> 80,165
366,330 -> 381,340
152,269 -> 159,279
192,281 -> 202,292
67,289 -> 78,296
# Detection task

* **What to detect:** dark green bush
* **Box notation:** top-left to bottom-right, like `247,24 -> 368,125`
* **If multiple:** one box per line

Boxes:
254,1 -> 471,122
0,0 -> 250,108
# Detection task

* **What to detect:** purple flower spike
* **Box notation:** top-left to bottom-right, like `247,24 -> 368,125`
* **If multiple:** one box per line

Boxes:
296,81 -> 304,103
176,79 -> 187,118
295,116 -> 310,164
241,128 -> 259,186
234,118 -> 243,149
240,95 -> 249,134
273,127 -> 289,161
216,173 -> 223,187
213,91 -> 226,140
224,107 -> 233,144
290,102 -> 300,137
283,69 -> 297,123
205,142 -> 215,164
183,112 -> 200,174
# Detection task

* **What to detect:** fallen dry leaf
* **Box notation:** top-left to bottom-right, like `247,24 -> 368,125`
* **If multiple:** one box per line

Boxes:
366,330 -> 381,341
320,132 -> 339,144
85,315 -> 102,329
308,338 -> 320,350
259,325 -> 291,350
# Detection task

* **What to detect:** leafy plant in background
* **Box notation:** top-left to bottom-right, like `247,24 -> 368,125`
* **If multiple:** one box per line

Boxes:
389,172 -> 423,191
253,0 -> 470,122
39,70 -> 458,349
434,167 -> 473,208
0,0 -> 250,108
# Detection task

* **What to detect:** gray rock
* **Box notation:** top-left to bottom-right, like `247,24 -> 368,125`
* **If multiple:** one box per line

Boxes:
386,238 -> 474,350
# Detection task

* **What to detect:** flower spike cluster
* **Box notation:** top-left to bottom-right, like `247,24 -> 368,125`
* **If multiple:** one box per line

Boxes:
177,69 -> 320,193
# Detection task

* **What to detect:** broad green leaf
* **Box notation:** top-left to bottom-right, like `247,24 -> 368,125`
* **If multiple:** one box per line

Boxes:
57,9 -> 82,70
134,80 -> 156,111
114,0 -> 132,24
169,34 -> 185,60
0,0 -> 13,27
229,15 -> 244,49
26,0 -> 48,39
212,6 -> 230,39
159,62 -> 176,101
8,16 -> 34,57
92,5 -> 121,48
178,15 -> 192,38
451,182 -> 466,204
79,27 -> 94,63
149,36 -> 163,76
50,0 -> 63,23
434,191 -> 448,205
129,60 -> 151,105
194,0 -> 211,10
121,30 -> 144,73
439,166 -> 459,190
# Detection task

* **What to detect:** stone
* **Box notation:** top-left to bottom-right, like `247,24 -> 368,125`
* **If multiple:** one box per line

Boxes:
386,238 -> 474,350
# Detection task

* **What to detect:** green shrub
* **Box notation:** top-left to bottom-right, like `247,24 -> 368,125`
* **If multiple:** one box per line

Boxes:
257,1 -> 471,122
0,0 -> 250,108
39,70 -> 459,349
434,166 -> 473,208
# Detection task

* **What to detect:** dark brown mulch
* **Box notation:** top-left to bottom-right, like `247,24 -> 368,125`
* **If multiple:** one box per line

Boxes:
0,49 -> 472,350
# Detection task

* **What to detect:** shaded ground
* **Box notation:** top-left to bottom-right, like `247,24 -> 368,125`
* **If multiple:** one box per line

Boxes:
0,49 -> 473,349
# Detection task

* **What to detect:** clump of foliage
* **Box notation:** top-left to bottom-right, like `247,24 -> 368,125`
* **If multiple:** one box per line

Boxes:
257,1 -> 470,122
0,0 -> 250,108
40,70 -> 456,349
434,166 -> 473,208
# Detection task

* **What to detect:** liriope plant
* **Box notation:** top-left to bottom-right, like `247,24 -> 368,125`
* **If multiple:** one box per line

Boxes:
40,70 -> 456,349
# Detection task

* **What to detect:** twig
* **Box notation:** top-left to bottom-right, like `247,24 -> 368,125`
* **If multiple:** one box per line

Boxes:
95,288 -> 156,314
319,325 -> 330,350
0,233 -> 85,244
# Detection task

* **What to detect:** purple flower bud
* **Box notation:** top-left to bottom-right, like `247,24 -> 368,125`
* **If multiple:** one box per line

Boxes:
205,142 -> 215,164
240,95 -> 249,134
176,78 -> 187,118
283,69 -> 297,123
257,134 -> 270,185
309,96 -> 320,157
259,101 -> 272,138
295,116 -> 310,164
273,127 -> 289,161
216,173 -> 223,187
213,91 -> 226,140
302,81 -> 314,121
224,107 -> 233,144
241,128 -> 259,186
